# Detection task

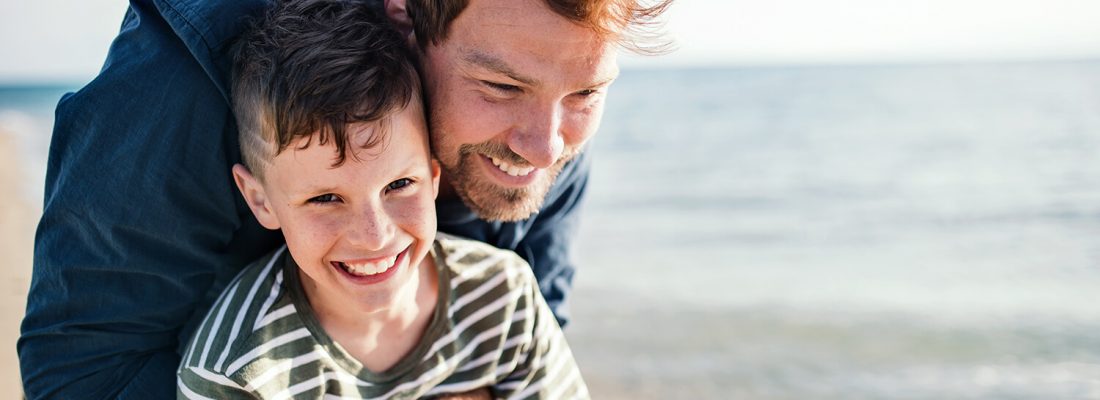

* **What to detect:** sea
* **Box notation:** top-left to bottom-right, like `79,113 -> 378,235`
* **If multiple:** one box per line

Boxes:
3,60 -> 1099,399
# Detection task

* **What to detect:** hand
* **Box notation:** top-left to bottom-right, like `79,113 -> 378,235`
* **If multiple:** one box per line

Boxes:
432,387 -> 492,400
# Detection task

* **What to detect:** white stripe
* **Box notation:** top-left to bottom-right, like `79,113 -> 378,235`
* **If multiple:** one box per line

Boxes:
272,372 -> 328,400
177,376 -> 217,400
422,375 -> 496,397
508,328 -> 571,400
573,381 -> 590,400
449,251 -> 513,288
243,349 -> 326,391
226,327 -> 312,375
543,334 -> 572,384
443,241 -> 477,265
508,375 -> 545,400
253,268 -> 286,332
495,377 -> 525,390
546,365 -> 582,400
215,247 -> 286,371
425,286 -> 524,359
198,281 -> 241,368
255,304 -> 297,329
186,366 -> 246,389
492,360 -> 526,383
184,259 -> 260,365
243,349 -> 374,392
449,270 -> 509,317
456,312 -> 530,373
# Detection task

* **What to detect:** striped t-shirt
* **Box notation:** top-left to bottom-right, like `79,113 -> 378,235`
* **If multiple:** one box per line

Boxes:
177,234 -> 588,399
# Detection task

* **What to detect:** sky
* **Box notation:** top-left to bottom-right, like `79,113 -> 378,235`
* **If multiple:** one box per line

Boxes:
2,0 -> 1100,82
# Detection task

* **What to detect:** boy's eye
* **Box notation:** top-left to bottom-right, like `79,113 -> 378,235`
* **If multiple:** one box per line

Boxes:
308,194 -> 340,204
387,178 -> 412,192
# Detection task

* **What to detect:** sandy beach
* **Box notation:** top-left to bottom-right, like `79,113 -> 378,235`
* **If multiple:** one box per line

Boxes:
0,128 -> 35,398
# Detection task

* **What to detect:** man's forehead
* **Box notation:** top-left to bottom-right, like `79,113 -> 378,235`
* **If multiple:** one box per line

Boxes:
457,45 -> 620,86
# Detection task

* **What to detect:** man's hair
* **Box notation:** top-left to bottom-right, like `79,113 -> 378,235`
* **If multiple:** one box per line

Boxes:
406,0 -> 674,54
232,0 -> 420,179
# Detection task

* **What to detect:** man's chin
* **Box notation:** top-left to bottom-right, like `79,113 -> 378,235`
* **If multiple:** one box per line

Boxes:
443,150 -> 569,222
455,184 -> 546,222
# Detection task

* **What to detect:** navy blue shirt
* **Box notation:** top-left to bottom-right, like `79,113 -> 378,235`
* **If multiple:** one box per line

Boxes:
17,0 -> 588,398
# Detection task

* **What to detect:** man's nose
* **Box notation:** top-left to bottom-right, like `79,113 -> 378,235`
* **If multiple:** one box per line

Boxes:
508,101 -> 565,169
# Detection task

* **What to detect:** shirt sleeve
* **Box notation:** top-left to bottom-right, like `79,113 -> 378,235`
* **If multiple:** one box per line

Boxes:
513,150 -> 591,328
491,270 -> 590,399
17,2 -> 279,399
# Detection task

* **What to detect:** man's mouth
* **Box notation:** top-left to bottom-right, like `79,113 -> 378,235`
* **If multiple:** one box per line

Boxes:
487,154 -> 534,177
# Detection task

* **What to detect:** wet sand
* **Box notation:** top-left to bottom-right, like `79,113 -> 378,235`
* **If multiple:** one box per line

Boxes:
0,129 -> 35,398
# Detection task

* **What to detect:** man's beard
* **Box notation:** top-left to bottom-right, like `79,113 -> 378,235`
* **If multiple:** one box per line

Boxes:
438,141 -> 575,222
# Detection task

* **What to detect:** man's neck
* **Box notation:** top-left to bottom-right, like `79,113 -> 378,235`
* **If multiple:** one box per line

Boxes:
437,168 -> 459,202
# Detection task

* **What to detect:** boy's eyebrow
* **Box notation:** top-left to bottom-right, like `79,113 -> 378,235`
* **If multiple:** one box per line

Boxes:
299,184 -> 338,195
462,50 -> 538,86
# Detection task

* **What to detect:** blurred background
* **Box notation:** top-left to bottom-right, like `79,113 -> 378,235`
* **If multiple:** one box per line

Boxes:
2,0 -> 1100,398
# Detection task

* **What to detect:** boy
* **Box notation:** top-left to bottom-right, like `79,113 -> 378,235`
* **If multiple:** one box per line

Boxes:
176,0 -> 588,398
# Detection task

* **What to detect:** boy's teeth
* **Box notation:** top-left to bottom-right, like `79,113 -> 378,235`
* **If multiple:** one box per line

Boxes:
489,156 -> 534,177
338,257 -> 395,277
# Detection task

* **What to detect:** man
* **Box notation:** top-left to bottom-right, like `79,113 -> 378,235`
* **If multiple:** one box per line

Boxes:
18,0 -> 670,398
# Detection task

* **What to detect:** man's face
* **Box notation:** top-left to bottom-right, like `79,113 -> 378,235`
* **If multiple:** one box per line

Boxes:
418,0 -> 619,221
234,102 -> 440,314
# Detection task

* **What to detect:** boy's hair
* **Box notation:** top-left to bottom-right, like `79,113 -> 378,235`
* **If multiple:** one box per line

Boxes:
406,0 -> 674,54
232,0 -> 420,179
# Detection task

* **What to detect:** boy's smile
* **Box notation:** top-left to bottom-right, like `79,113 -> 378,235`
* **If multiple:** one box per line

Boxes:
331,246 -> 408,284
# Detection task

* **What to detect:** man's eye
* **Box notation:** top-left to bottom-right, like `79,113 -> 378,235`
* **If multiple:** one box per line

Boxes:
575,89 -> 598,97
308,194 -> 340,203
483,81 -> 520,93
387,178 -> 413,192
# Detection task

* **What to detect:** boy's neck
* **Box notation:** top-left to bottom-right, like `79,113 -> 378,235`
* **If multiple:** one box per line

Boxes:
308,253 -> 440,372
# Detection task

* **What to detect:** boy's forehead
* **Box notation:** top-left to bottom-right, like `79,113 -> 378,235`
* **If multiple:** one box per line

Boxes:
272,120 -> 424,174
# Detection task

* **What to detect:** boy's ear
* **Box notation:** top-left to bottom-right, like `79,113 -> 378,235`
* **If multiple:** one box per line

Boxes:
384,0 -> 414,39
232,164 -> 281,230
429,158 -> 441,200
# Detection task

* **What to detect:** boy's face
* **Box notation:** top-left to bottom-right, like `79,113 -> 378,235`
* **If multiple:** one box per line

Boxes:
417,0 -> 619,222
233,102 -> 440,312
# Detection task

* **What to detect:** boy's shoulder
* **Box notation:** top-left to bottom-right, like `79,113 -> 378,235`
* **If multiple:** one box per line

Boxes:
434,232 -> 536,287
180,247 -> 301,377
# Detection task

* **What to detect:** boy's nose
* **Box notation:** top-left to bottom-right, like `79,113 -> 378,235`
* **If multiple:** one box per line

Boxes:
345,206 -> 395,251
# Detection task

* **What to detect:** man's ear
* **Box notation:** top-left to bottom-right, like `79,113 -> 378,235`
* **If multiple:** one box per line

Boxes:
429,158 -> 441,200
384,0 -> 414,38
232,164 -> 281,230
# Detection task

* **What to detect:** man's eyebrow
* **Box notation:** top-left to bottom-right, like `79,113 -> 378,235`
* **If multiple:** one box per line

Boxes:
462,50 -> 538,86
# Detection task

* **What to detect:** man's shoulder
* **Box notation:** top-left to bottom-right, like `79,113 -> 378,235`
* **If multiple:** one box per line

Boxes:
543,150 -> 591,207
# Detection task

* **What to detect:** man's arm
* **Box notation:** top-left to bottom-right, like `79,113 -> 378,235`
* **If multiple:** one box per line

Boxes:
17,2 -> 278,398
